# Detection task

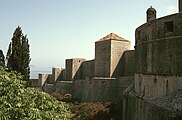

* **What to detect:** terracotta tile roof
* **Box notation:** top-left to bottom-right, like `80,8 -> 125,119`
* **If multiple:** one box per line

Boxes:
98,33 -> 129,42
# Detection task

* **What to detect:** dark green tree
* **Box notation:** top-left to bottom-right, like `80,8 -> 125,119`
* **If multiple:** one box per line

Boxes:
6,42 -> 12,69
0,50 -> 5,67
21,35 -> 31,81
6,26 -> 31,81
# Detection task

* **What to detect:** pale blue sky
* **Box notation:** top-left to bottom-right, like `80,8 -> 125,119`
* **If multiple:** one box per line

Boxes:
0,0 -> 178,71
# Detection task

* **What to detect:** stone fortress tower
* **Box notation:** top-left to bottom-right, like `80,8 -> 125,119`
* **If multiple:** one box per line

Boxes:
135,0 -> 182,98
94,33 -> 131,77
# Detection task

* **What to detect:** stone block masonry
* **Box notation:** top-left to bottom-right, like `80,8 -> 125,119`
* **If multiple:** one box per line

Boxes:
66,58 -> 86,80
94,33 -> 131,77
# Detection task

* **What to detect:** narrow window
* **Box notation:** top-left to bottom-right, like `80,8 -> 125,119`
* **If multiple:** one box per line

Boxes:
164,21 -> 173,33
138,31 -> 141,40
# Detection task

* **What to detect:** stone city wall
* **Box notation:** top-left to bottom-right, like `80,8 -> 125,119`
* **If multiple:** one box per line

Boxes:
44,83 -> 55,94
66,58 -> 86,80
82,78 -> 117,102
53,76 -> 134,103
72,76 -> 134,103
112,50 -> 135,77
114,76 -> 134,104
52,67 -> 63,82
55,81 -> 73,95
123,93 -> 181,120
38,74 -> 49,87
110,40 -> 131,77
72,80 -> 86,101
135,74 -> 182,98
80,60 -> 95,79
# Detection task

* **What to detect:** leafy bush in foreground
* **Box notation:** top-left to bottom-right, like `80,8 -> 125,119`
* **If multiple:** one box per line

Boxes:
0,69 -> 70,120
70,102 -> 111,120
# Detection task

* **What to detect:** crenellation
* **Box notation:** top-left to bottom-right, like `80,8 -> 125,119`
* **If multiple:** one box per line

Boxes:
66,58 -> 86,80
52,67 -> 63,82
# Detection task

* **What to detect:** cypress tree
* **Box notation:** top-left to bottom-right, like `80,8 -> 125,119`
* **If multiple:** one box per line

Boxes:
6,42 -> 12,69
0,50 -> 5,68
21,35 -> 31,80
6,26 -> 31,81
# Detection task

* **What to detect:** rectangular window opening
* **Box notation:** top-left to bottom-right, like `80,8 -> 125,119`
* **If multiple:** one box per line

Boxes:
164,21 -> 173,33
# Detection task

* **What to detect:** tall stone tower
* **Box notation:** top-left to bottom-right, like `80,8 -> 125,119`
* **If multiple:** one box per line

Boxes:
94,33 -> 130,77
180,0 -> 182,12
146,6 -> 156,22
135,1 -> 182,98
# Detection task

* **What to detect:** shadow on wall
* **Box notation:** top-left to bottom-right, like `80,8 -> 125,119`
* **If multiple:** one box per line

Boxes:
112,50 -> 135,77
56,69 -> 66,81
73,63 -> 83,80
73,60 -> 95,80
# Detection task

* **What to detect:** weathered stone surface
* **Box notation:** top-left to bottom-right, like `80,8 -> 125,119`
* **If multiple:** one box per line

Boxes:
153,89 -> 182,112
112,50 -> 135,77
95,34 -> 131,77
135,7 -> 182,99
136,13 -> 182,76
123,91 -> 182,120
146,6 -> 156,22
80,60 -> 95,79
135,74 -> 182,99
55,81 -> 73,95
66,58 -> 86,80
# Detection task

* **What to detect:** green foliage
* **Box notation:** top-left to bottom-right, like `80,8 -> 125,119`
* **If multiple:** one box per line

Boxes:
6,26 -> 31,81
70,102 -> 111,120
20,35 -> 31,81
0,69 -> 70,120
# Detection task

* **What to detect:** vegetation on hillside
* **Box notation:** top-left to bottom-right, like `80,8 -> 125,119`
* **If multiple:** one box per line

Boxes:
0,69 -> 70,120
6,26 -> 31,81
